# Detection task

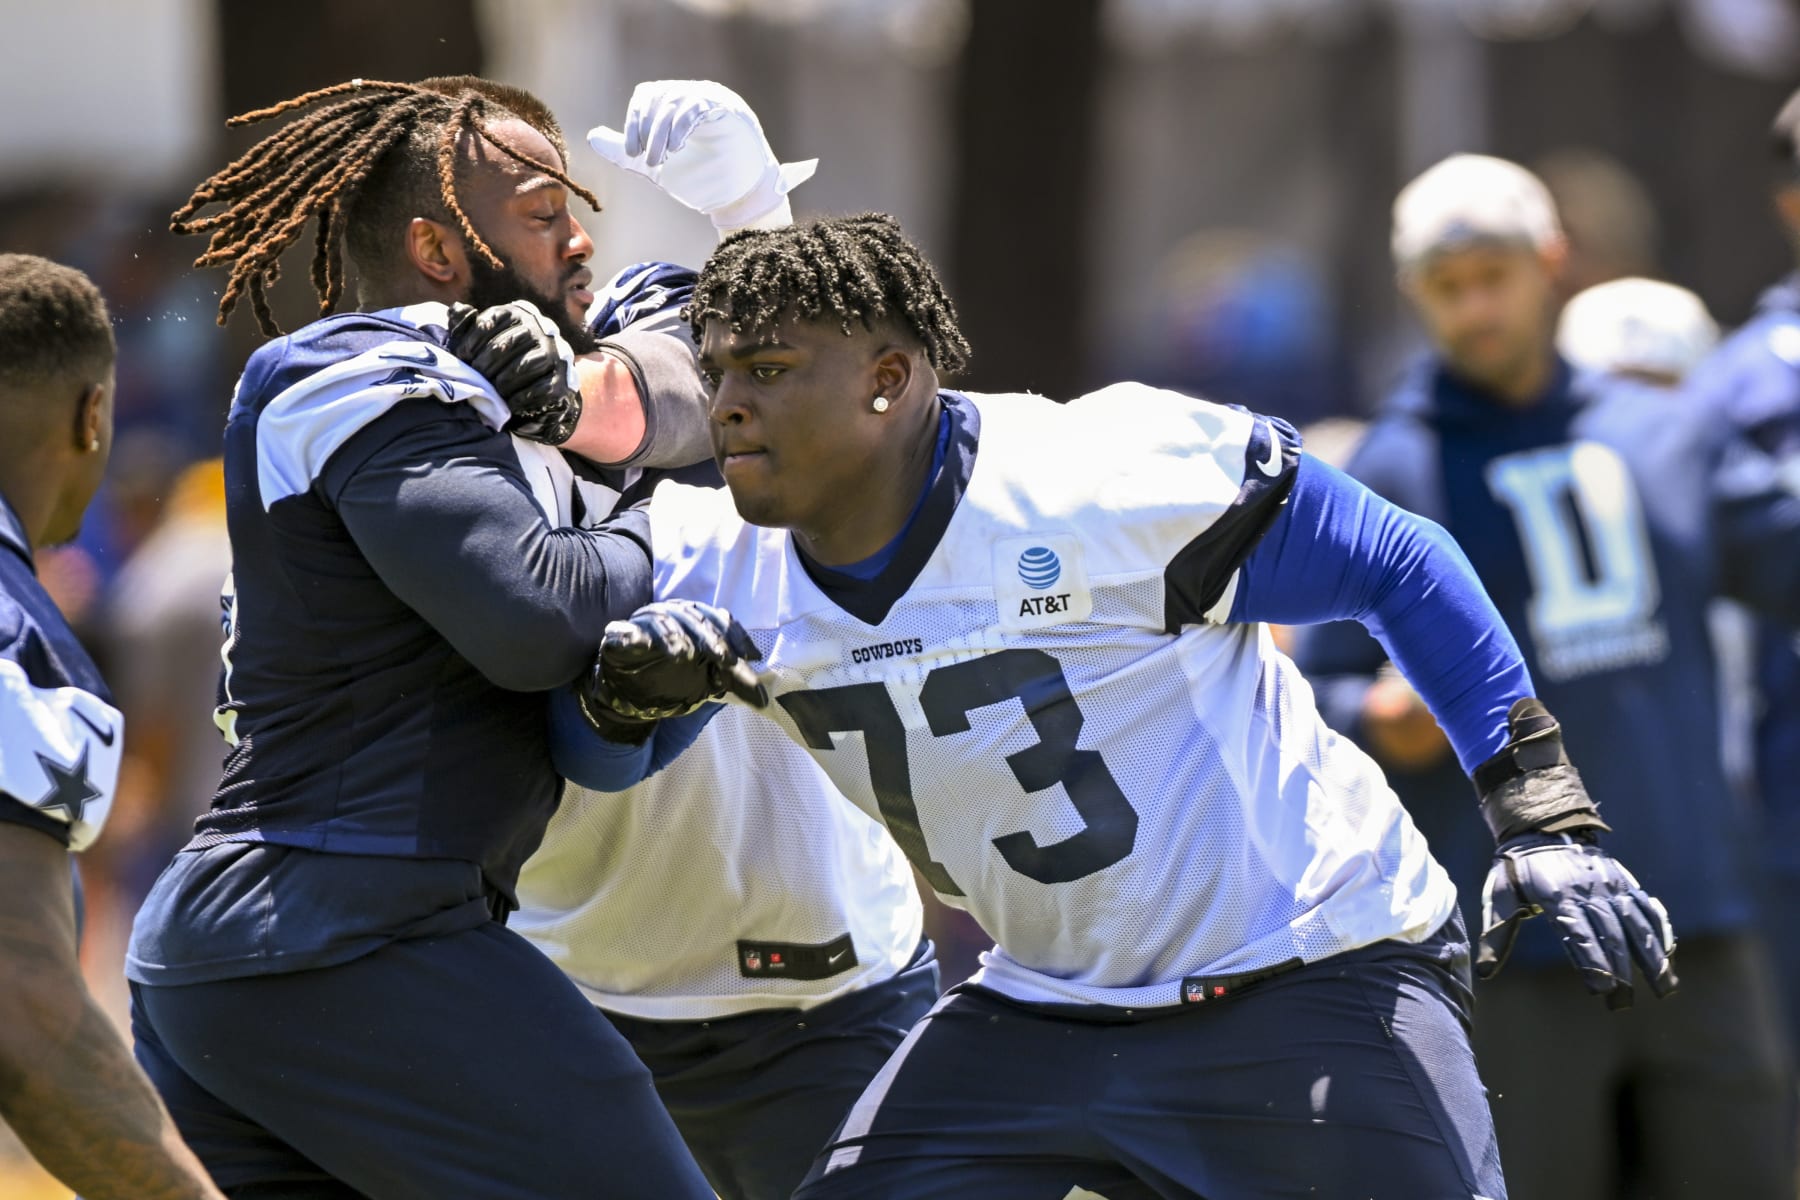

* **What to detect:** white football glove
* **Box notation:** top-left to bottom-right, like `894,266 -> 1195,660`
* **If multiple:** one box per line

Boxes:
588,79 -> 817,236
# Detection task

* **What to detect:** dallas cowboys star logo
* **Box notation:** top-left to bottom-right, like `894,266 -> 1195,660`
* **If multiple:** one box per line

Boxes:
35,745 -> 100,824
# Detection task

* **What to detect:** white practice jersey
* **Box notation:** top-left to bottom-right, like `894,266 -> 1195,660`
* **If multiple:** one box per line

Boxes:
509,440 -> 924,1021
647,384 -> 1458,1010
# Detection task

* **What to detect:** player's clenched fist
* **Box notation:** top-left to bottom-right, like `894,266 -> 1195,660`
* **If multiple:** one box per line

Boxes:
1473,698 -> 1678,1008
578,600 -> 769,740
445,300 -> 583,445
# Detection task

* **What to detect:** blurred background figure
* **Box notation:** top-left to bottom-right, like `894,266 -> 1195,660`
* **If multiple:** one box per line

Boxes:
1536,150 -> 1663,307
1558,276 -> 1720,386
1685,86 -> 1800,1165
1293,152 -> 1798,1200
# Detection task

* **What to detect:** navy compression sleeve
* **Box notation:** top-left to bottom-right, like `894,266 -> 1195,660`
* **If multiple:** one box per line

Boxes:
1228,454 -> 1533,773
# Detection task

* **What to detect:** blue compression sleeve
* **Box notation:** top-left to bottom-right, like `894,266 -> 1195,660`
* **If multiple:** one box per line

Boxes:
1228,455 -> 1533,773
548,689 -> 722,791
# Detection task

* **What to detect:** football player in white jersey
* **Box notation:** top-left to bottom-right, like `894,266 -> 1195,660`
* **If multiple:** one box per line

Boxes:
509,83 -> 936,1200
504,213 -> 1678,1198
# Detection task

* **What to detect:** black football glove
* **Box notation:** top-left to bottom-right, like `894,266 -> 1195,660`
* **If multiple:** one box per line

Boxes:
1473,698 -> 1678,1009
577,601 -> 769,741
445,300 -> 582,445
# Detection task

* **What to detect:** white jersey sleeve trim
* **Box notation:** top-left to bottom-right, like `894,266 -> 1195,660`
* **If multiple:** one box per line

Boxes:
256,327 -> 512,510
0,658 -> 121,851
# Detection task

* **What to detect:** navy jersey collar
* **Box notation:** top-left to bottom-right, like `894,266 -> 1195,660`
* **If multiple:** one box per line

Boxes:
0,492 -> 32,571
797,391 -> 981,626
1428,353 -> 1579,424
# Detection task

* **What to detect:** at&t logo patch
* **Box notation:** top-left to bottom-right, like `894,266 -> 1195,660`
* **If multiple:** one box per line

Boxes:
1017,546 -> 1061,589
994,534 -> 1092,632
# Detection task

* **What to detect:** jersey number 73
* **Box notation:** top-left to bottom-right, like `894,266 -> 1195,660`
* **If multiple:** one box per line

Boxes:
777,648 -> 1139,896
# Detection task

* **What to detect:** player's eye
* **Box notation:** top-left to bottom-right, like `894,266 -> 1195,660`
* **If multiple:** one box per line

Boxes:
700,369 -> 722,390
750,364 -> 785,382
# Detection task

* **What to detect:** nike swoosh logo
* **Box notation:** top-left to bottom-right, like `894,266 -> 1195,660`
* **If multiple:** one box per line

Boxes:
379,345 -> 438,365
827,949 -> 848,965
1254,424 -> 1282,477
72,708 -> 116,747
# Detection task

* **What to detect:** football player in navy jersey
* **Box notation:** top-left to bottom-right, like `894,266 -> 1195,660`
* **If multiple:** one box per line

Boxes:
499,212 -> 1681,1199
124,77 -> 737,1198
1295,154 -> 1800,1200
0,254 -> 224,1199
1685,83 -> 1800,1150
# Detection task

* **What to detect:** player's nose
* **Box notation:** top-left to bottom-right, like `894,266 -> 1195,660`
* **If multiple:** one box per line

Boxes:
709,377 -> 751,426
566,214 -> 595,263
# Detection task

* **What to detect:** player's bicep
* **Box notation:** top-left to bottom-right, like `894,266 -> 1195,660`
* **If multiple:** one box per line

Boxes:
326,401 -> 654,691
0,820 -> 78,971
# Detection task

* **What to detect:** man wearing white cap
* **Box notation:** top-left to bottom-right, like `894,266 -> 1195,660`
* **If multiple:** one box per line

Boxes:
1294,153 -> 1799,1198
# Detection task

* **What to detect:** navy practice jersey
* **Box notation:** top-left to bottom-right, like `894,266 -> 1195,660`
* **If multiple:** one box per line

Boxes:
0,497 -> 121,851
1295,357 -> 1800,959
129,303 -> 661,986
1686,276 -> 1800,878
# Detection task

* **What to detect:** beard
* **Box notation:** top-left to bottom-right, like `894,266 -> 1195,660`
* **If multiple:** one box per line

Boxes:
466,257 -> 598,354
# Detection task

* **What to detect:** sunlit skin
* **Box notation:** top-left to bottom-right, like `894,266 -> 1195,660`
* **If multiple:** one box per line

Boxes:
0,365 -> 114,553
699,316 -> 942,566
1402,240 -> 1567,407
357,118 -> 646,461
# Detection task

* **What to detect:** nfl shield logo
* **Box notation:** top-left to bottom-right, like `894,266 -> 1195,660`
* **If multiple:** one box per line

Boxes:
744,950 -> 762,972
1182,980 -> 1206,1004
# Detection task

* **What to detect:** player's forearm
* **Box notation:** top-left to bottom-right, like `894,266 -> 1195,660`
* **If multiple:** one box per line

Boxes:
561,329 -> 713,470
562,351 -> 648,463
0,982 -> 222,1200
333,408 -> 658,691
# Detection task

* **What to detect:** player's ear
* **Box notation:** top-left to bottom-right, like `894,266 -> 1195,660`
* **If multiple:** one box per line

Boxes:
872,346 -> 915,406
72,382 -> 105,453
1536,235 -> 1569,285
405,217 -> 463,287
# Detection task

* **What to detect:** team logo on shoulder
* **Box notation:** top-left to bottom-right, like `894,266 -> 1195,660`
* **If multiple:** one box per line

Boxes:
994,534 -> 1092,632
1017,546 -> 1061,590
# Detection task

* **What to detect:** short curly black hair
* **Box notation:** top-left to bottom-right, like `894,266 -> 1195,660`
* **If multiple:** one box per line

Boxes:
686,213 -> 971,372
0,254 -> 115,387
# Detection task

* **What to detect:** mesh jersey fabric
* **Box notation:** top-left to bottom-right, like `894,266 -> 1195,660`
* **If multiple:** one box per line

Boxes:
647,384 -> 1457,1009
511,452 -> 924,1019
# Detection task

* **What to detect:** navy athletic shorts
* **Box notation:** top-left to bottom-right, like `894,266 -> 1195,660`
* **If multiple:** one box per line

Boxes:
131,919 -> 715,1199
796,913 -> 1504,1200
606,939 -> 940,1200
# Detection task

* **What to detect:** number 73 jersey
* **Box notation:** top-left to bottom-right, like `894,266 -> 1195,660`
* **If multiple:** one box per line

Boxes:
648,386 -> 1456,1010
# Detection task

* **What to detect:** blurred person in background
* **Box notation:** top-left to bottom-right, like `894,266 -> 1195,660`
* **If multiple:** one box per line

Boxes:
1685,84 -> 1800,1124
1534,150 -> 1661,306
99,458 -> 231,895
1292,153 -> 1800,1200
1557,277 -> 1720,387
0,253 -> 224,1200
